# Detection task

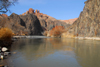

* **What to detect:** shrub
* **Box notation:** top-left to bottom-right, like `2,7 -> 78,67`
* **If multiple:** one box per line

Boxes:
50,26 -> 65,37
0,28 -> 13,41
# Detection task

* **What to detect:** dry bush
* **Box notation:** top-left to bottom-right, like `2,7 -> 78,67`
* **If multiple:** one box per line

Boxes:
50,26 -> 65,37
0,28 -> 13,41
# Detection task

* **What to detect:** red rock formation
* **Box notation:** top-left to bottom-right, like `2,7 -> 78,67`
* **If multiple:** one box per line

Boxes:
2,14 -> 8,17
22,8 -> 40,15
25,11 -> 29,15
61,18 -> 78,25
22,13 -> 26,16
28,8 -> 34,14
35,10 -> 39,14
0,14 -> 8,18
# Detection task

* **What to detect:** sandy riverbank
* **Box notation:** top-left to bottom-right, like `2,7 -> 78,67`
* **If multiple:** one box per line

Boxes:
75,37 -> 100,40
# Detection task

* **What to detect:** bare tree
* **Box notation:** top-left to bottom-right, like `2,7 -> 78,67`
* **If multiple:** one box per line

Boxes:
0,0 -> 17,14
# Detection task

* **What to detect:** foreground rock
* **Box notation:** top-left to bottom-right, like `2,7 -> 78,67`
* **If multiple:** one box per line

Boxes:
0,13 -> 43,35
62,0 -> 100,37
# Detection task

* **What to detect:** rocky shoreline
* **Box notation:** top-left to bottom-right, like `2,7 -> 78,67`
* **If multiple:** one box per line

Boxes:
0,45 -> 12,67
13,35 -> 100,40
13,35 -> 50,39
0,38 -> 16,67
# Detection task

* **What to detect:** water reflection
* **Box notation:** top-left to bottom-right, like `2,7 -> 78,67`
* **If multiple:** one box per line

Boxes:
74,40 -> 100,67
8,38 -> 100,67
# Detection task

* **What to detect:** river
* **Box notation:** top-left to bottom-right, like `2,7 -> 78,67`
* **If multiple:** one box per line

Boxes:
7,37 -> 100,67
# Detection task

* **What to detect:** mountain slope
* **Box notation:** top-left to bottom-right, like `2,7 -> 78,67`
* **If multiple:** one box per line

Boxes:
22,8 -> 71,31
63,0 -> 100,37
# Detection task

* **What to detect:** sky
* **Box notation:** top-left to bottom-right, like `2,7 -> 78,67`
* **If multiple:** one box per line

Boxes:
6,0 -> 87,20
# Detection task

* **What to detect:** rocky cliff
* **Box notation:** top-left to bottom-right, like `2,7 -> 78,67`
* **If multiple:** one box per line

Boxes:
0,13 -> 43,35
22,8 -> 71,31
64,0 -> 100,37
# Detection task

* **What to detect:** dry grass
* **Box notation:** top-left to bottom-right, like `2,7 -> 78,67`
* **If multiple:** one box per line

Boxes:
0,28 -> 13,41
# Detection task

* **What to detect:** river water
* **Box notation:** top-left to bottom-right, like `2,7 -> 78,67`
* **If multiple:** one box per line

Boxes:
7,37 -> 100,67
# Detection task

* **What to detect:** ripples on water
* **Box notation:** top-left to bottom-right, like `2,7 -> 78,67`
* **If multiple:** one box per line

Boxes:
7,37 -> 100,67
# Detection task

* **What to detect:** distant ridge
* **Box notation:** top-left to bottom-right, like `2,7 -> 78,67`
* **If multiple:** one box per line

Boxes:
60,18 -> 78,25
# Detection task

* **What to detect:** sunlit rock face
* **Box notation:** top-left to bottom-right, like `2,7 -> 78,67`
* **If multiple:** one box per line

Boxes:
0,14 -> 8,18
28,8 -> 35,14
66,0 -> 100,37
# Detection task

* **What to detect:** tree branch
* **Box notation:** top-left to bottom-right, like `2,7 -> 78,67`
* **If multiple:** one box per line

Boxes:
0,0 -> 17,13
0,10 -> 8,13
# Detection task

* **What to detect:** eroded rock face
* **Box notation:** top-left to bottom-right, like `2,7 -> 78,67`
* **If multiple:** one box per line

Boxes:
20,14 -> 42,35
0,13 -> 43,35
66,0 -> 100,37
36,13 -> 71,31
21,8 -> 71,31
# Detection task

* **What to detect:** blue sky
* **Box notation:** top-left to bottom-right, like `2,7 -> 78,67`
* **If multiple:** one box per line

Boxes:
6,0 -> 87,20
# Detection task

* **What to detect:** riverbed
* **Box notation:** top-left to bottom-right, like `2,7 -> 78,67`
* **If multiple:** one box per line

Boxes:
5,36 -> 100,67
